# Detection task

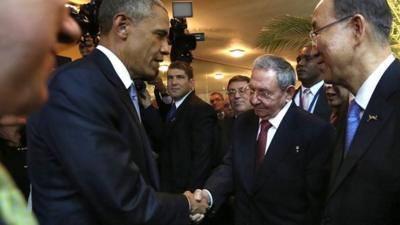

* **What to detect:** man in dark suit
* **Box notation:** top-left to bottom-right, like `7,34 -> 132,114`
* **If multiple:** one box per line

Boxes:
27,1 -> 207,225
193,54 -> 335,225
208,75 -> 253,225
210,92 -> 230,120
312,0 -> 400,224
217,75 -> 253,162
159,61 -> 218,193
294,45 -> 331,121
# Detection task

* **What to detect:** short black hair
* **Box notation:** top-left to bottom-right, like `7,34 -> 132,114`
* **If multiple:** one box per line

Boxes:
168,61 -> 194,79
210,92 -> 224,100
227,75 -> 250,88
333,0 -> 392,42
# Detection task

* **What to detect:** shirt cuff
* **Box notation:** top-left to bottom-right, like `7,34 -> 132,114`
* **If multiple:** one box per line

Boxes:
203,189 -> 213,208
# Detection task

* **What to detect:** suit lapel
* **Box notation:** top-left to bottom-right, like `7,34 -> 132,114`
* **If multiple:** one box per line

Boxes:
328,59 -> 400,199
253,103 -> 296,192
165,92 -> 194,131
314,86 -> 331,121
89,50 -> 140,123
88,49 -> 160,189
237,112 -> 259,194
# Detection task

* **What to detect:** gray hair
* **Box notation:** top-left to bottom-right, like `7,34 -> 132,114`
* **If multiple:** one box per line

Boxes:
333,0 -> 392,43
253,54 -> 296,90
98,0 -> 165,34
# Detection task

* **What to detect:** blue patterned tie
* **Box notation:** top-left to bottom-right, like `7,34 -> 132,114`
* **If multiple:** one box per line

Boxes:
345,99 -> 362,155
129,84 -> 141,122
166,103 -> 177,121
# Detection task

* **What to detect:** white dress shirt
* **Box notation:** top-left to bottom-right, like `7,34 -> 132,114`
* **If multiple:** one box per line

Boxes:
294,80 -> 324,113
257,100 -> 292,156
353,54 -> 395,118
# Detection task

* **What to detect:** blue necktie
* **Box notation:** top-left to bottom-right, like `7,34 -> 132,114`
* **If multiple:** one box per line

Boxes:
345,99 -> 362,155
166,103 -> 177,121
129,84 -> 141,122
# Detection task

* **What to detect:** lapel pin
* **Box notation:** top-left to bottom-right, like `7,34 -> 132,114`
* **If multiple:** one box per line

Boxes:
295,146 -> 300,153
367,114 -> 378,122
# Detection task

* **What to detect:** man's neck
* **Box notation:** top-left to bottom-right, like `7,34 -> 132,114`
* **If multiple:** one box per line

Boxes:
302,78 -> 322,88
346,43 -> 392,95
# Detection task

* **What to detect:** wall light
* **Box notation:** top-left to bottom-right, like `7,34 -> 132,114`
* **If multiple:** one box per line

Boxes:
229,49 -> 245,58
214,73 -> 224,80
68,0 -> 91,4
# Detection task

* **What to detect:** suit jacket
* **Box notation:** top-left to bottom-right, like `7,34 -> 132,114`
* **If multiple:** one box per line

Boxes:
159,92 -> 218,193
295,85 -> 332,122
27,49 -> 189,225
205,103 -> 335,225
321,59 -> 400,225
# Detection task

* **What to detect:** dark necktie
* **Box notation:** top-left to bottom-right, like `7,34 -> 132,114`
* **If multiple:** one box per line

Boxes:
129,84 -> 141,122
166,103 -> 177,121
344,99 -> 362,156
256,120 -> 272,169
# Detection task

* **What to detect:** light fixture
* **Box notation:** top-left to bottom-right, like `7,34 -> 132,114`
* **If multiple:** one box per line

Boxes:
229,49 -> 245,58
214,73 -> 224,80
159,63 -> 169,72
68,0 -> 91,4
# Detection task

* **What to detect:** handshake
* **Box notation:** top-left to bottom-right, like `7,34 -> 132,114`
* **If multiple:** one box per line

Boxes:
183,189 -> 211,223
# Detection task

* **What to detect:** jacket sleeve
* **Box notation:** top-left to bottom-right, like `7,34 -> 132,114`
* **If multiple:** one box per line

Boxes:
31,69 -> 189,225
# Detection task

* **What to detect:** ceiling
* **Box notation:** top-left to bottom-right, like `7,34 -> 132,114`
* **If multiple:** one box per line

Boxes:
162,0 -> 318,100
62,0 -> 319,101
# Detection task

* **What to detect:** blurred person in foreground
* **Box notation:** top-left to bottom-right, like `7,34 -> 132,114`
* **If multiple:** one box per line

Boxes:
0,0 -> 80,224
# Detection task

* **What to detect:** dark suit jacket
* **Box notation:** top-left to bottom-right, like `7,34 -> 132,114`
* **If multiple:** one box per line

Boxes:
205,103 -> 335,225
295,85 -> 332,122
159,92 -> 218,193
321,59 -> 400,225
27,49 -> 189,225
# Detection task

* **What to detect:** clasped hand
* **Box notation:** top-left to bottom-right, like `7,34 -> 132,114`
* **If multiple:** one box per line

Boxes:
183,189 -> 210,223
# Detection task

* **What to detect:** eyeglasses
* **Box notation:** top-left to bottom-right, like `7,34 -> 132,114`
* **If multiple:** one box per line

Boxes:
248,87 -> 274,100
227,86 -> 250,96
309,15 -> 354,43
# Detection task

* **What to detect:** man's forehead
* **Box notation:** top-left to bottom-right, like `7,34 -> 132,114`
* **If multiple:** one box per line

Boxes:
312,0 -> 334,22
229,81 -> 248,88
167,69 -> 186,76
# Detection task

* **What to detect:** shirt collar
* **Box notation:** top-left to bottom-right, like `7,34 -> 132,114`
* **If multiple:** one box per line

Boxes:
301,80 -> 324,95
355,54 -> 395,110
97,45 -> 133,89
174,90 -> 193,109
260,100 -> 292,129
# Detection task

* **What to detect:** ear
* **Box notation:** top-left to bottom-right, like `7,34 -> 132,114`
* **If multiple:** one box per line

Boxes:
285,85 -> 296,100
112,14 -> 131,40
349,14 -> 366,45
189,78 -> 195,89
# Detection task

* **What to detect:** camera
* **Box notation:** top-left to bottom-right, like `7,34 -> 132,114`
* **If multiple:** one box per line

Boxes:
69,0 -> 102,45
169,18 -> 197,63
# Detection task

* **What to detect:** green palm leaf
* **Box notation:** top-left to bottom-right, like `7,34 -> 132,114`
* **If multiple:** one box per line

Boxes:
257,15 -> 312,53
388,0 -> 400,57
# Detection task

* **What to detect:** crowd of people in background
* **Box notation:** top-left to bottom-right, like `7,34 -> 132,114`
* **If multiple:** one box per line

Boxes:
0,0 -> 399,225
